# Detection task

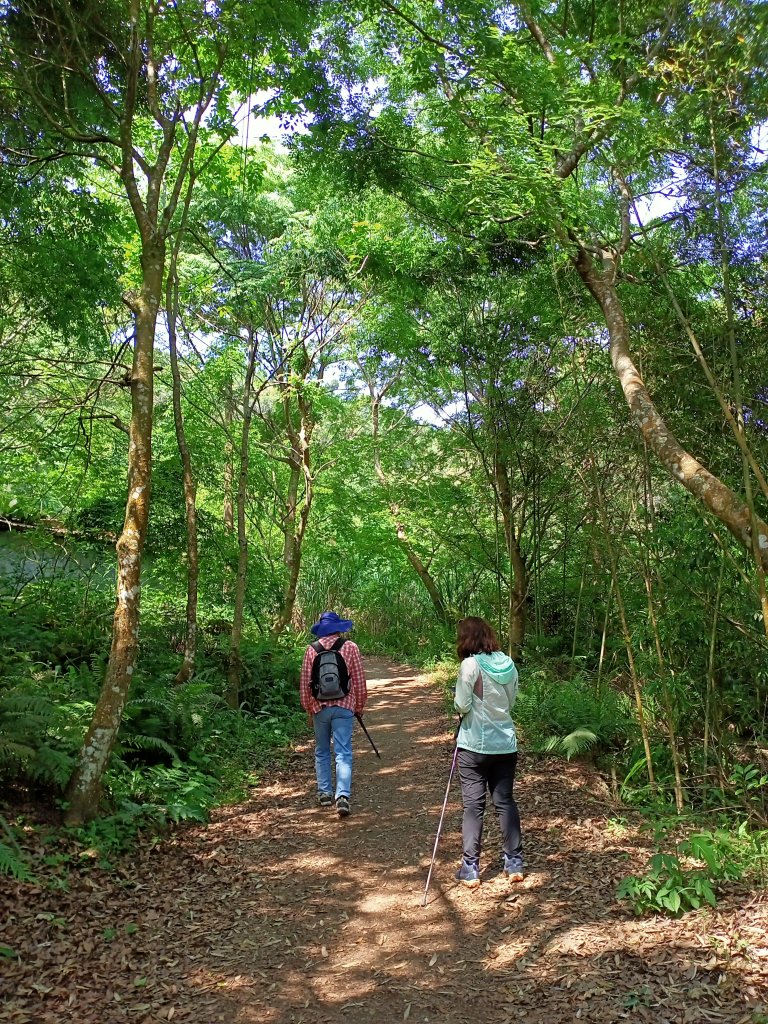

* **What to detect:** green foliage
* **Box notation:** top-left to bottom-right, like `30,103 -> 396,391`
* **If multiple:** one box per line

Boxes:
617,822 -> 768,916
617,852 -> 718,917
514,668 -> 637,760
2,0 -> 768,905
0,683 -> 79,790
728,764 -> 768,818
106,664 -> 304,824
543,728 -> 599,761
0,842 -> 33,881
0,815 -> 34,882
0,564 -> 306,859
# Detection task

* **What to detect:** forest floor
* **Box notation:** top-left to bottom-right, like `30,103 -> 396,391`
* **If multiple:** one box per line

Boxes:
2,658 -> 768,1024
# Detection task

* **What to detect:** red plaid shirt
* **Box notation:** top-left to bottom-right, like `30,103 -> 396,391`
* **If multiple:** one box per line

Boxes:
300,636 -> 367,715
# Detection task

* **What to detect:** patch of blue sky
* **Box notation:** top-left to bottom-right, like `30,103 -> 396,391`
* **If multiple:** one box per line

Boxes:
634,122 -> 768,224
214,89 -> 314,155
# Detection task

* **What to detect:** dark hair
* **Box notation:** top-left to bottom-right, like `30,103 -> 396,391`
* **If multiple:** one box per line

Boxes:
456,616 -> 500,660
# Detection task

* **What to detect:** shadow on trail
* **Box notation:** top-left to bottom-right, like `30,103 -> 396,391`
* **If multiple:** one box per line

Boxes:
3,662 -> 766,1024
173,668 -> 764,1024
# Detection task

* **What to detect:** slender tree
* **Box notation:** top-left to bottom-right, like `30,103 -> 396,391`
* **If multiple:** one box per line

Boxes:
0,0 -> 312,822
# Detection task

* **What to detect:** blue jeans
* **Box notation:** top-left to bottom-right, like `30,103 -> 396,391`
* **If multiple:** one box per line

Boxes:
313,706 -> 354,798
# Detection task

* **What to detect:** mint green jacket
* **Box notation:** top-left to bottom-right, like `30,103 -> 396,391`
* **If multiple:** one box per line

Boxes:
454,651 -> 519,754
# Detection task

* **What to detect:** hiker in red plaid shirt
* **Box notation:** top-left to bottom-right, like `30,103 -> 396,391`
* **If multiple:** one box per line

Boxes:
300,611 -> 367,818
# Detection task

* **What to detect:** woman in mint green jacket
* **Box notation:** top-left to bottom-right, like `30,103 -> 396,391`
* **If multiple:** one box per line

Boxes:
453,616 -> 524,888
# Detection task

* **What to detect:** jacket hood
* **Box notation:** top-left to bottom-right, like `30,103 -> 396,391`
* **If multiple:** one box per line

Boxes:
474,651 -> 517,684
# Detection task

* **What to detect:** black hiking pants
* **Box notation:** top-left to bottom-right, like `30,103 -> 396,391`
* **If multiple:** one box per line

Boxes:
457,749 -> 522,864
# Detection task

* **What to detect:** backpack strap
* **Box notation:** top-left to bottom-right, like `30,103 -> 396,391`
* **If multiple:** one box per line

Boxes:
330,637 -> 346,652
311,640 -> 324,654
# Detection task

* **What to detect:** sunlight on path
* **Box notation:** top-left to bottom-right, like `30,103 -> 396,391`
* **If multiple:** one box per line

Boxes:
5,658 -> 766,1023
177,658 -> 768,1024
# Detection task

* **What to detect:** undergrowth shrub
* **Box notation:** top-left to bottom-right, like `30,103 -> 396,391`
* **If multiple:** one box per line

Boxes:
617,851 -> 718,916
514,667 -> 637,761
0,673 -> 86,793
0,815 -> 35,881
0,566 -> 310,873
617,822 -> 768,916
104,659 -> 306,826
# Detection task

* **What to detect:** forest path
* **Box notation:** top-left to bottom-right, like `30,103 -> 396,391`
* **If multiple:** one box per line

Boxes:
4,658 -> 768,1023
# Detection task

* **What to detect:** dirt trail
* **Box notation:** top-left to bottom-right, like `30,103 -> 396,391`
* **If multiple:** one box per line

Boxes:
3,659 -> 768,1023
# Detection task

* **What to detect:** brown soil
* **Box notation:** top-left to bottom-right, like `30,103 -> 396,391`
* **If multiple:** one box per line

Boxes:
2,658 -> 767,1023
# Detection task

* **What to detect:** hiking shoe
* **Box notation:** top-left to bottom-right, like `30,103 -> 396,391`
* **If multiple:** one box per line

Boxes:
503,853 -> 525,882
318,792 -> 333,807
336,795 -> 350,818
455,859 -> 480,888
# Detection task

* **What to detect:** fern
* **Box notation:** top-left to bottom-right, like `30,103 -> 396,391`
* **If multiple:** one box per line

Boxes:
126,695 -> 169,713
514,671 -> 636,759
0,681 -> 79,787
0,841 -> 33,881
0,817 -> 34,882
118,734 -> 179,760
0,693 -> 57,716
28,746 -> 73,786
543,728 -> 599,760
0,738 -> 37,763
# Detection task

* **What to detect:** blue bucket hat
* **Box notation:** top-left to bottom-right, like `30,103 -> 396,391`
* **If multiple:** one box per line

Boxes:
310,611 -> 354,638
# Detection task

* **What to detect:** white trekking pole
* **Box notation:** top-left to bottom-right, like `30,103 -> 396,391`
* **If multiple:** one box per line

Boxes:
422,719 -> 461,907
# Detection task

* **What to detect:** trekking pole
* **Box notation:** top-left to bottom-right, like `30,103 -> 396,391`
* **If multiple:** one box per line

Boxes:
422,718 -> 462,907
355,713 -> 381,759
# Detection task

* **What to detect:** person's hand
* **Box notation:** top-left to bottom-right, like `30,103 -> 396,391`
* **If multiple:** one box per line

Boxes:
306,711 -> 313,729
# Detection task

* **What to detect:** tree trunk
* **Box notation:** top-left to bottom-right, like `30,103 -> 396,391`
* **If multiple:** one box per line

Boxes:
166,270 -> 198,684
64,242 -> 163,825
591,465 -> 656,792
370,393 -> 451,625
637,449 -> 685,810
575,247 -> 768,570
223,380 -> 235,532
222,380 -> 235,600
643,569 -> 685,811
509,535 -> 527,660
273,393 -> 315,635
571,555 -> 588,662
227,334 -> 256,710
272,459 -> 301,636
275,527 -> 304,636
494,455 -> 527,659
394,513 -> 451,623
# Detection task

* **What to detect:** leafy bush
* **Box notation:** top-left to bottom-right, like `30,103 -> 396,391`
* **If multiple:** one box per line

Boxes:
727,763 -> 768,819
617,822 -> 768,916
0,815 -> 34,881
0,566 -> 308,865
237,635 -> 304,716
514,667 -> 637,760
103,660 -> 306,825
617,852 -> 717,916
0,678 -> 82,791
110,763 -> 219,823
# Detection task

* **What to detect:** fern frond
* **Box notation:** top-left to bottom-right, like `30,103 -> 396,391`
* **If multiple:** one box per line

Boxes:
543,728 -> 598,760
0,842 -> 35,881
125,696 -> 170,712
0,739 -> 37,762
0,694 -> 56,716
542,734 -> 563,754
119,734 -> 179,759
0,817 -> 34,882
29,746 -> 73,786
